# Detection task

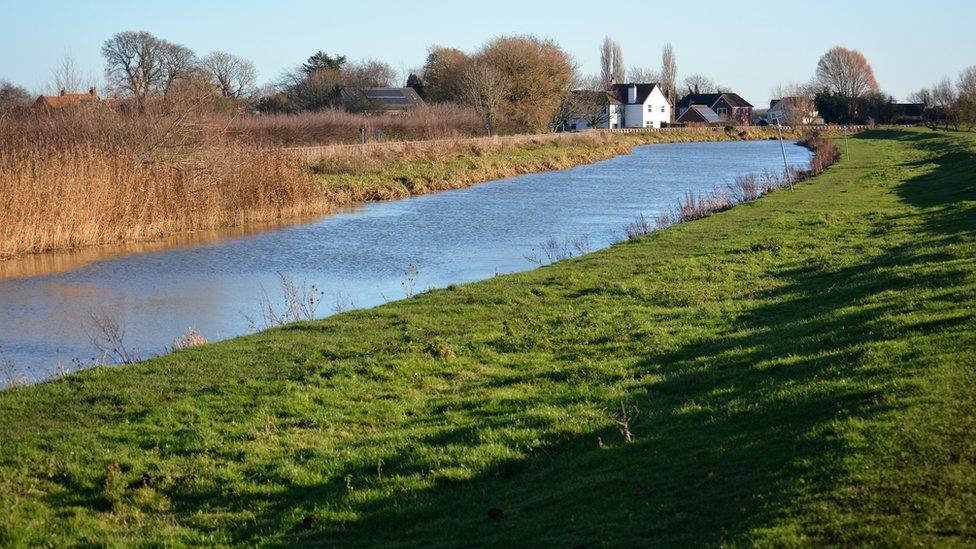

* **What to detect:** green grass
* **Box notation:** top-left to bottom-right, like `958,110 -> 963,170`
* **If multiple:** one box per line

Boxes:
1,128 -> 974,545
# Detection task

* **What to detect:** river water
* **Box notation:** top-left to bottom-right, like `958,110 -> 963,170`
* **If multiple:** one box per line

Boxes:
0,140 -> 812,382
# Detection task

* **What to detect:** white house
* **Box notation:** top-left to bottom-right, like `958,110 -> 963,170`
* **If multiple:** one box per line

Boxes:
767,97 -> 822,126
564,83 -> 672,130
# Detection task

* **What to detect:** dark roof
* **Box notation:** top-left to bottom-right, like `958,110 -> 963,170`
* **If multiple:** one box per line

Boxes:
342,87 -> 424,109
891,103 -> 925,117
569,89 -> 620,105
609,83 -> 668,105
677,92 -> 753,109
676,105 -> 721,124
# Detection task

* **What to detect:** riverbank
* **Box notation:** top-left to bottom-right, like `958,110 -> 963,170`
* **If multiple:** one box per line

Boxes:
0,117 -> 804,260
0,128 -> 973,544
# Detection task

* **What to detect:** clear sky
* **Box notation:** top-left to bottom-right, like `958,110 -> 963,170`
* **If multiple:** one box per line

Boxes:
2,0 -> 974,105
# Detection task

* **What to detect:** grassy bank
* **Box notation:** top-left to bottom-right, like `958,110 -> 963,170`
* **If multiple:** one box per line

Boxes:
2,128 -> 973,545
0,107 -> 792,259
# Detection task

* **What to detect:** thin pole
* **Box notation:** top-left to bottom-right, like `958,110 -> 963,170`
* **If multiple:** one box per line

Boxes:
775,117 -> 793,190
845,125 -> 850,158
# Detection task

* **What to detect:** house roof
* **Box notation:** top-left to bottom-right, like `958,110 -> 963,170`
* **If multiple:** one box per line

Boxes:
569,89 -> 621,105
676,105 -> 721,124
609,83 -> 668,105
891,103 -> 925,117
35,90 -> 100,108
677,92 -> 753,109
343,87 -> 424,109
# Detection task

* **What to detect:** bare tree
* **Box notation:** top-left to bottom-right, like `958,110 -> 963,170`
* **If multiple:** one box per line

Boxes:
201,51 -> 256,98
600,36 -> 624,88
559,75 -> 611,129
908,88 -> 932,106
49,54 -> 91,94
931,77 -> 959,130
958,66 -> 976,130
342,59 -> 397,89
770,82 -> 818,125
682,73 -> 718,95
160,41 -> 198,97
0,80 -> 32,108
102,31 -> 166,109
627,66 -> 661,83
102,31 -> 198,109
460,61 -> 509,134
661,43 -> 677,119
815,46 -> 879,121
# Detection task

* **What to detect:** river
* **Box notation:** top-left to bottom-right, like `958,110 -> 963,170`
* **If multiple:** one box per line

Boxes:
0,140 -> 812,383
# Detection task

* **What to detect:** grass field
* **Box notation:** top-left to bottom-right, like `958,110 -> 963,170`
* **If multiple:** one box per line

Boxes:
0,128 -> 973,545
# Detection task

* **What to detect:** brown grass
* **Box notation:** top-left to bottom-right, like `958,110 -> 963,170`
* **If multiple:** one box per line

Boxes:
0,105 -> 837,260
227,104 -> 487,145
0,108 -> 323,258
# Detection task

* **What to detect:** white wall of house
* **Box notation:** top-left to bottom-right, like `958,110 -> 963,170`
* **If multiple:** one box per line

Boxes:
622,86 -> 671,129
564,86 -> 670,130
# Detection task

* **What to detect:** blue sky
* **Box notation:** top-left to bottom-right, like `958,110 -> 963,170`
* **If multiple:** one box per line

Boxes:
2,0 -> 974,104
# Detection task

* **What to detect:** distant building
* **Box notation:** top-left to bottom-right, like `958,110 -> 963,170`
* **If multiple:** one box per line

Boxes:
563,83 -> 672,130
340,87 -> 424,114
35,88 -> 100,108
890,103 -> 925,125
676,104 -> 722,125
768,97 -> 822,125
676,93 -> 753,124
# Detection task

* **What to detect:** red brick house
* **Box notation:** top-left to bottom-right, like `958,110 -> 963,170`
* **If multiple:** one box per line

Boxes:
676,93 -> 753,125
35,88 -> 101,108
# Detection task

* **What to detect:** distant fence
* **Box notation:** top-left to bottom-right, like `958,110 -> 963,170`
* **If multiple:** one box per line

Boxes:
284,124 -> 876,162
602,124 -> 872,134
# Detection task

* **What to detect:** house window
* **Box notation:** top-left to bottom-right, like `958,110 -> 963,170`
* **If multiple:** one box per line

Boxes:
661,106 -> 665,112
717,107 -> 728,117
647,104 -> 653,112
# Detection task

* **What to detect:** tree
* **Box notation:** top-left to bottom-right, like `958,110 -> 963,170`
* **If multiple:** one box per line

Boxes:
931,77 -> 959,130
160,42 -> 198,97
770,82 -> 818,125
477,35 -> 575,132
303,51 -> 346,75
627,67 -> 661,83
102,31 -> 198,109
957,66 -> 976,130
600,36 -> 624,88
49,54 -> 90,94
422,46 -> 468,103
460,62 -> 509,134
0,80 -> 32,108
560,75 -> 611,129
201,51 -> 256,99
661,43 -> 677,119
342,59 -> 396,89
815,46 -> 879,122
406,72 -> 426,99
682,73 -> 718,95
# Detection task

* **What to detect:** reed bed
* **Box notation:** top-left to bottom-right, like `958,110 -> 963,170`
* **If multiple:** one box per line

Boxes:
227,104 -> 487,145
0,109 -> 322,258
0,104 -> 824,259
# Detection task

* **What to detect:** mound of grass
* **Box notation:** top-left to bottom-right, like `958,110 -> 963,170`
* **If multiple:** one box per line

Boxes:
0,128 -> 974,545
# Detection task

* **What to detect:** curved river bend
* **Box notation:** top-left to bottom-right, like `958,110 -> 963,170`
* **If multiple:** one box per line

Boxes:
0,140 -> 812,382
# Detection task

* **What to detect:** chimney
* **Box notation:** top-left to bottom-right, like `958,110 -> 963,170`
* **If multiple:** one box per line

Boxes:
627,84 -> 637,104
59,88 -> 66,96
